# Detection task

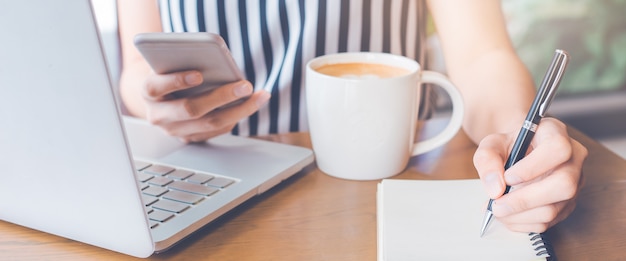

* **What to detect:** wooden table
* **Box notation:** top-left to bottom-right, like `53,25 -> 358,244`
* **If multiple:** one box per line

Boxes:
1,123 -> 625,260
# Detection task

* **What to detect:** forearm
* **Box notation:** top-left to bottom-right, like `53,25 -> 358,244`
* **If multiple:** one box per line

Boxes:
451,49 -> 536,143
119,61 -> 151,118
117,0 -> 163,118
427,0 -> 536,143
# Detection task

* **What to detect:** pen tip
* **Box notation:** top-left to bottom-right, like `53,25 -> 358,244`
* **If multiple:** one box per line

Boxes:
479,211 -> 494,237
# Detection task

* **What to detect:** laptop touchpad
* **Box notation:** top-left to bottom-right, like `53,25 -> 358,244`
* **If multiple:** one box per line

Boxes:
123,117 -> 186,159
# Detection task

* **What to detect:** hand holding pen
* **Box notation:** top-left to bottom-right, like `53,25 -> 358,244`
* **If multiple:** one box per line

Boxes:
474,49 -> 588,235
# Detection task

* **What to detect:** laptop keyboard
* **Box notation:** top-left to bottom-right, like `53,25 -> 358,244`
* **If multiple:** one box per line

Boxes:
134,160 -> 236,229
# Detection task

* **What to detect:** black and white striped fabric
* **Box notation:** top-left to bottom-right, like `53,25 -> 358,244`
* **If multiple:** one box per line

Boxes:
158,0 -> 426,136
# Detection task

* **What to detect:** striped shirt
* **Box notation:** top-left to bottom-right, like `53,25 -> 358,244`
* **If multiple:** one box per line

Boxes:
158,0 -> 427,136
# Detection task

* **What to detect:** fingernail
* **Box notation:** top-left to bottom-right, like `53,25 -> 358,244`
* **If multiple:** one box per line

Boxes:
492,201 -> 513,216
256,91 -> 271,107
484,173 -> 502,198
234,82 -> 253,97
185,72 -> 202,85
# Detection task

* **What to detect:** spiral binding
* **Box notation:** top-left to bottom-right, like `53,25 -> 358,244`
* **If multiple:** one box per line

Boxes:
528,232 -> 557,260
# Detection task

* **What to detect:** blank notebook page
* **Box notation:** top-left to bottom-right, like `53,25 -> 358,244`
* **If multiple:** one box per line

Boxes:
377,179 -> 551,261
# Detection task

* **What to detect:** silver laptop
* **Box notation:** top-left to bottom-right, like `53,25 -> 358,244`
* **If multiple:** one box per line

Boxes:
0,1 -> 313,258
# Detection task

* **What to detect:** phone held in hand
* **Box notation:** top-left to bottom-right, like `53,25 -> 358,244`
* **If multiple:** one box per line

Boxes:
134,32 -> 245,100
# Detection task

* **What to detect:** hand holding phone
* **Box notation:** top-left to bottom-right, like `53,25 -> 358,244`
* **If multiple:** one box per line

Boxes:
131,32 -> 270,141
134,32 -> 245,99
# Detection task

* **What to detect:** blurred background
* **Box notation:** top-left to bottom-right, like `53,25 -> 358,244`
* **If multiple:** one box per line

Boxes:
92,0 -> 626,159
426,0 -> 626,159
500,0 -> 626,157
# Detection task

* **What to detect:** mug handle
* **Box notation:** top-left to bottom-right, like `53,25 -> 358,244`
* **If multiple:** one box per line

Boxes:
411,71 -> 464,156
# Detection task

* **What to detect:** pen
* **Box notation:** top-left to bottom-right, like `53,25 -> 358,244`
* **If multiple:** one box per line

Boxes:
479,49 -> 569,237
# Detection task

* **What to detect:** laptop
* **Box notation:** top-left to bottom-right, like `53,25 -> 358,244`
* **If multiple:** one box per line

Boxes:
0,1 -> 314,258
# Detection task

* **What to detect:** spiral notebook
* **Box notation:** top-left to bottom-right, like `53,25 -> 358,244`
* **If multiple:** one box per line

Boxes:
377,179 -> 555,261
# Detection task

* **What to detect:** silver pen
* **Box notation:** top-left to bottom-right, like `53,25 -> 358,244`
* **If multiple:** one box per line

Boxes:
479,49 -> 570,237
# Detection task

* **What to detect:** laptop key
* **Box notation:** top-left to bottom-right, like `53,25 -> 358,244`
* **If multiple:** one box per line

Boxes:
186,173 -> 214,184
143,165 -> 175,176
148,209 -> 174,222
169,181 -> 218,196
136,172 -> 153,183
152,199 -> 189,213
206,177 -> 235,188
148,176 -> 173,187
134,160 -> 151,171
163,190 -> 204,204
142,186 -> 168,197
167,169 -> 194,180
141,194 -> 159,206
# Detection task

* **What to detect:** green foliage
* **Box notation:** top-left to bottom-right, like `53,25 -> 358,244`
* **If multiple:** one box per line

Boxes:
501,0 -> 626,93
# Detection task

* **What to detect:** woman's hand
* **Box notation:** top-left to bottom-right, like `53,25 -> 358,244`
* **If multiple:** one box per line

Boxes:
140,70 -> 270,142
474,117 -> 588,232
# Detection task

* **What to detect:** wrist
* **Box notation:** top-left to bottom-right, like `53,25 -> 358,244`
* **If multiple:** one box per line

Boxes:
498,110 -> 529,134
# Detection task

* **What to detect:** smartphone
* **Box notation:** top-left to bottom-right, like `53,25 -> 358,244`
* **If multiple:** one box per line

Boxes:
134,32 -> 245,99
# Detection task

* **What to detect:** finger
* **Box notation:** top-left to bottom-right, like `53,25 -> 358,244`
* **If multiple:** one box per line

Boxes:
498,200 -> 576,233
497,200 -> 567,225
473,133 -> 510,198
143,70 -> 203,100
492,139 -> 586,217
503,118 -> 571,185
492,166 -> 578,219
185,80 -> 253,116
161,90 -> 271,140
145,80 -> 253,124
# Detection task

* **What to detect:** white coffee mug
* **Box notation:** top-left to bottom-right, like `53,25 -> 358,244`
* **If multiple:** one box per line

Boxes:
306,52 -> 464,180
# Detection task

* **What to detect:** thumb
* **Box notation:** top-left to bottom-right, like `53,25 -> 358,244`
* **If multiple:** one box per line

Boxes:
474,134 -> 509,198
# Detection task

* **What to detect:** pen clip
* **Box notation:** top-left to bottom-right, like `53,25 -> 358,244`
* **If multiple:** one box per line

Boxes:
538,50 -> 569,117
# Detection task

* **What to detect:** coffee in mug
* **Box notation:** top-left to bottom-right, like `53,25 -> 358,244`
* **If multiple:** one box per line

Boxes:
306,52 -> 464,180
314,62 -> 409,79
